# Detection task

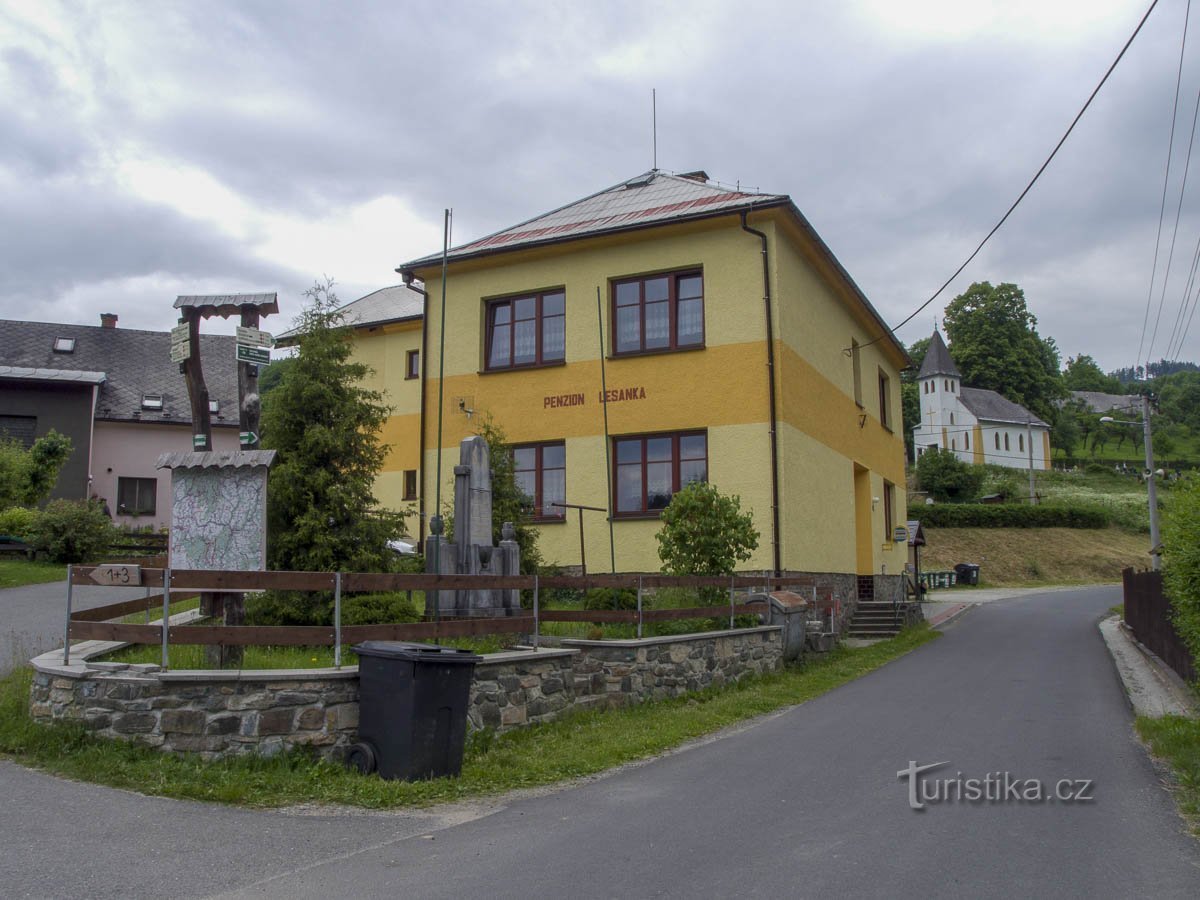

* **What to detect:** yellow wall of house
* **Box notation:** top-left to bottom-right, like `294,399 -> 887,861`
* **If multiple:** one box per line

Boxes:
973,425 -> 986,465
379,208 -> 909,574
1042,430 -> 1052,470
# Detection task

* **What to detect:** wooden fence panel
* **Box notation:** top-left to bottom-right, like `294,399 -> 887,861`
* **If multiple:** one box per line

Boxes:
69,591 -> 197,622
1122,568 -> 1197,683
167,625 -> 335,646
69,622 -> 162,643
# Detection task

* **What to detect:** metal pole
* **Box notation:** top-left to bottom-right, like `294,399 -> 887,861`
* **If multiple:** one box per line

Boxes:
431,208 -> 452,623
729,575 -> 735,630
636,576 -> 643,640
533,574 -> 540,650
578,507 -> 587,576
63,565 -> 73,666
596,286 -> 616,575
333,572 -> 342,669
1143,395 -> 1162,571
161,567 -> 171,671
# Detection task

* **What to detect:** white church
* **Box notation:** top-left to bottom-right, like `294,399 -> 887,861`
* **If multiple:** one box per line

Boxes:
912,330 -> 1051,471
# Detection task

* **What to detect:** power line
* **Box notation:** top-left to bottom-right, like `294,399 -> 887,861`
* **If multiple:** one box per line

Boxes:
1148,12 -> 1200,368
860,0 -> 1161,354
1138,0 -> 1191,368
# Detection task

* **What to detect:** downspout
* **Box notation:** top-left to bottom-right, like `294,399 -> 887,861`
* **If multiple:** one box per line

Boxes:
402,271 -> 430,550
741,210 -> 782,576
86,381 -> 100,496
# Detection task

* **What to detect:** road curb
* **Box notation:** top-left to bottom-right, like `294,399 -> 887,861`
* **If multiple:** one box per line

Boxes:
1098,615 -> 1197,718
924,602 -> 974,628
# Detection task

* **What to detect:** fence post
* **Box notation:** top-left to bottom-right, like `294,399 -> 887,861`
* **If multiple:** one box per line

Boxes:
63,565 -> 73,665
533,574 -> 540,650
161,567 -> 171,671
334,572 -> 342,669
729,575 -> 735,629
637,576 -> 643,639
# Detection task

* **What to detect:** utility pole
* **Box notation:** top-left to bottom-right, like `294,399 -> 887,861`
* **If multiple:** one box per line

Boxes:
1143,394 -> 1161,571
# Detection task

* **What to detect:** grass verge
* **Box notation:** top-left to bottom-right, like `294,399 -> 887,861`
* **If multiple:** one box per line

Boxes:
1136,715 -> 1200,831
0,625 -> 938,808
0,560 -> 67,590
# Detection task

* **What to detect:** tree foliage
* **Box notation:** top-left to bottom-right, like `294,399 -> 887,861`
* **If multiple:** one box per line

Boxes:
915,447 -> 984,502
1062,354 -> 1122,394
262,280 -> 403,572
1163,475 -> 1200,662
656,481 -> 758,576
0,430 -> 72,509
942,281 -> 1064,422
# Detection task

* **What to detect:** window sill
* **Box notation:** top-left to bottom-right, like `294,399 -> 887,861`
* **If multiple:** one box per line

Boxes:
530,516 -> 568,525
479,360 -> 568,375
612,512 -> 667,522
609,343 -> 705,361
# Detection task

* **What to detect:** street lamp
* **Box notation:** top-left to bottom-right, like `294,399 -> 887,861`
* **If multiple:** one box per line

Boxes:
1100,394 -> 1162,571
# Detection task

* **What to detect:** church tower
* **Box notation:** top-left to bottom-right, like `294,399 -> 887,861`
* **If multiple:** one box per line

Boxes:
914,329 -> 961,457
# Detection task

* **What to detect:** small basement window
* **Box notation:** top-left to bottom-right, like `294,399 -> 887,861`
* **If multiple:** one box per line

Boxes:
53,337 -> 76,353
141,394 -> 164,410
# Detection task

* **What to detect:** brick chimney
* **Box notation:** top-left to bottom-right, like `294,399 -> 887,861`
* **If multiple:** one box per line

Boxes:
100,313 -> 118,329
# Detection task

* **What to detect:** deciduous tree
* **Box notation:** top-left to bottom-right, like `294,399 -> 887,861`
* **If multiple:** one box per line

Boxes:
942,281 -> 1065,422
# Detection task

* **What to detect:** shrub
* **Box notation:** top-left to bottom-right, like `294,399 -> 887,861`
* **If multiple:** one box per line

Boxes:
0,507 -> 36,539
916,447 -> 984,502
583,587 -> 638,611
656,482 -> 758,576
907,502 -> 1111,529
340,592 -> 421,626
26,499 -> 115,563
1163,476 -> 1200,661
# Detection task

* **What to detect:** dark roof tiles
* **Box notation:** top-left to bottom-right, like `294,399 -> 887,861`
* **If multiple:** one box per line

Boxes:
0,319 -> 239,427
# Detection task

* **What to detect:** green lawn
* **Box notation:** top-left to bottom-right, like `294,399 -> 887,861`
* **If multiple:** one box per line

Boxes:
0,560 -> 66,590
1136,715 -> 1200,832
1,625 -> 938,808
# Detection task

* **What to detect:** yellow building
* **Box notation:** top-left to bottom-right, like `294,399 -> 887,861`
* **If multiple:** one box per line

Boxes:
351,171 -> 911,599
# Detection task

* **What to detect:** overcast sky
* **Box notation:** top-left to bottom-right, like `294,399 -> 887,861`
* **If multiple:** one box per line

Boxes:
2,0 -> 1197,374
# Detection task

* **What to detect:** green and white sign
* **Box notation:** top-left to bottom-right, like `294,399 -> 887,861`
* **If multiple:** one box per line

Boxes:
236,344 -> 271,365
193,434 -> 208,449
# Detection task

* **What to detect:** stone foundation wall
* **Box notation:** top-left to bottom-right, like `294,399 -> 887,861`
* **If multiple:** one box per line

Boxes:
30,627 -> 782,760
468,627 -> 782,735
29,661 -> 359,761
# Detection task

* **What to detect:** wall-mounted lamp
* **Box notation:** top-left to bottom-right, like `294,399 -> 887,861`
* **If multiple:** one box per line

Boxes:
872,496 -> 880,510
458,398 -> 475,419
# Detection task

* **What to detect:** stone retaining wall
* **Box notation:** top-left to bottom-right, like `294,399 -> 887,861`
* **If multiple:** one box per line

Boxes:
30,626 -> 782,760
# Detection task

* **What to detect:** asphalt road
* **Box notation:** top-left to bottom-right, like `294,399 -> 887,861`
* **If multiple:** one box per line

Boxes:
0,579 -> 153,674
2,585 -> 1198,898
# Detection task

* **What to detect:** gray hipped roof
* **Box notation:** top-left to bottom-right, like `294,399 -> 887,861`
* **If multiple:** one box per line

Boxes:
0,319 -> 239,428
1069,391 -> 1138,415
399,171 -> 789,272
918,330 -> 959,379
275,284 -> 424,343
960,386 -> 1048,427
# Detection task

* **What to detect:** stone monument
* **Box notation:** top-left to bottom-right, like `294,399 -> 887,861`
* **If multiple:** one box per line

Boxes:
424,436 -> 521,617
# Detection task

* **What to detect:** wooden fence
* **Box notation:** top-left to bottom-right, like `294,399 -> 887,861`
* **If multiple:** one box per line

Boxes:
63,567 -> 816,667
1122,568 -> 1197,684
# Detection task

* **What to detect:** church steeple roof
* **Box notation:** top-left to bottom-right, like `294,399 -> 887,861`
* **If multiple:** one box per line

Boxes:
918,329 -> 960,379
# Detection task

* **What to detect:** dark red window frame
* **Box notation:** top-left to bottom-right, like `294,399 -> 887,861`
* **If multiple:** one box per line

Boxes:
484,289 -> 566,371
402,469 -> 418,500
611,269 -> 704,356
405,349 -> 419,380
612,430 -> 707,517
513,441 -> 566,521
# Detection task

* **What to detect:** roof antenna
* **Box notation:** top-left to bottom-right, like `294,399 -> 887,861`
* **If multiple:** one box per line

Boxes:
652,88 -> 657,171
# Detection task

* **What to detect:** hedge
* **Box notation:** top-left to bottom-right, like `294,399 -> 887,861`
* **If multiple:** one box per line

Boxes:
907,503 -> 1111,529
